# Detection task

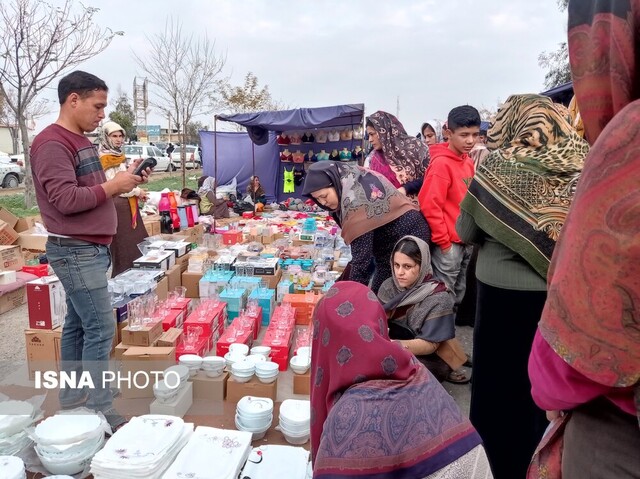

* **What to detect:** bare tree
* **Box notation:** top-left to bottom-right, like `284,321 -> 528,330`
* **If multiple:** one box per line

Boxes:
539,0 -> 571,89
0,0 -> 122,207
219,72 -> 288,131
134,18 -> 226,187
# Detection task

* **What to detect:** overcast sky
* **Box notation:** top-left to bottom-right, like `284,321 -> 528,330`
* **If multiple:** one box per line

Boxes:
35,0 -> 568,136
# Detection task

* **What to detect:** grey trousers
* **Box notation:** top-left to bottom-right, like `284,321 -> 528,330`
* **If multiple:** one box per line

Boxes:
430,243 -> 472,306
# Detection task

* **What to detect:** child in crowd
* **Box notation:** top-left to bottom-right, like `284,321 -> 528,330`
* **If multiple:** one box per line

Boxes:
418,105 -> 480,306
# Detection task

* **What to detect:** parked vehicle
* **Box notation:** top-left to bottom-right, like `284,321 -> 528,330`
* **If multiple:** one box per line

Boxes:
170,145 -> 202,169
123,145 -> 174,171
0,153 -> 25,188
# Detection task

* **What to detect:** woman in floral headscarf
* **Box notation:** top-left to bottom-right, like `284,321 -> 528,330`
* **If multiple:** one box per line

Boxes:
302,162 -> 430,293
527,1 -> 640,477
366,111 -> 429,197
98,121 -> 148,276
310,281 -> 492,478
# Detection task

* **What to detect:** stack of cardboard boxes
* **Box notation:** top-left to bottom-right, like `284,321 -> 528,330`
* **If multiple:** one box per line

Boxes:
24,275 -> 66,380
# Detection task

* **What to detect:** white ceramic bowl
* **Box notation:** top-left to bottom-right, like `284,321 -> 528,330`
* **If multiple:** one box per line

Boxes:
237,396 -> 274,417
163,364 -> 190,383
0,400 -> 35,437
255,361 -> 279,375
250,346 -> 271,357
235,412 -> 272,430
232,360 -> 256,374
201,356 -> 225,369
278,425 -> 310,445
296,346 -> 311,359
36,434 -> 103,475
224,352 -> 247,368
244,354 -> 267,365
256,373 -> 278,384
204,368 -> 224,378
235,415 -> 271,441
178,354 -> 203,367
34,414 -> 102,446
231,373 -> 253,383
279,416 -> 310,434
289,355 -> 310,375
228,343 -> 249,356
279,399 -> 311,425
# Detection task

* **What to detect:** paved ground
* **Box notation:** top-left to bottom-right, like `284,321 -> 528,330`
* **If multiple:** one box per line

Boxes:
0,301 -> 473,414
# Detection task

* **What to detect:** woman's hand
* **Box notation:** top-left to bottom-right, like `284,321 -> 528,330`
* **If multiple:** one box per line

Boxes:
138,190 -> 148,201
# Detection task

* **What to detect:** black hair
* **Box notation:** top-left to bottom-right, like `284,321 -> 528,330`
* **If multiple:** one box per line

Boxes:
421,122 -> 435,136
58,71 -> 108,105
447,105 -> 481,131
393,239 -> 422,266
365,119 -> 374,129
197,175 -> 209,188
480,129 -> 488,136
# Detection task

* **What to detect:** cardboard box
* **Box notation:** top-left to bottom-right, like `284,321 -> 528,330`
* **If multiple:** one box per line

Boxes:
166,264 -> 182,291
293,371 -> 311,395
156,276 -> 169,301
143,215 -> 161,237
120,346 -> 176,399
149,381 -> 193,417
25,328 -> 62,380
0,285 -> 26,314
114,341 -> 130,360
14,215 -> 41,234
0,207 -> 18,229
114,320 -> 128,354
177,224 -> 205,244
121,320 -> 163,347
174,253 -> 190,272
190,370 -> 228,401
133,250 -> 175,271
16,227 -> 47,250
181,272 -> 203,298
257,268 -> 282,290
0,220 -> 19,245
226,375 -> 278,403
157,327 -> 183,347
26,276 -> 66,330
0,245 -> 24,271
0,270 -> 16,285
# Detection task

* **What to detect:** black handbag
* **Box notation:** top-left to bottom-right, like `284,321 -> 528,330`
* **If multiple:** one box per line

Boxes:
388,320 -> 416,340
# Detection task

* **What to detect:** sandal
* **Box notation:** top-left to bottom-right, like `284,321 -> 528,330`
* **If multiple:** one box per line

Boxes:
445,369 -> 471,385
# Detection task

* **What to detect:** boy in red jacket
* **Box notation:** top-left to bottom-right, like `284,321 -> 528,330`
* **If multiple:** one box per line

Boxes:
418,105 -> 480,305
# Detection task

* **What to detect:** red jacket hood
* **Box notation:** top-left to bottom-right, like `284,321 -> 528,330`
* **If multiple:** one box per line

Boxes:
429,143 -> 468,162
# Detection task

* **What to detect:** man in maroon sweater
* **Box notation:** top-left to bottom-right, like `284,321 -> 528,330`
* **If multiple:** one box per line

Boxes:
31,71 -> 147,431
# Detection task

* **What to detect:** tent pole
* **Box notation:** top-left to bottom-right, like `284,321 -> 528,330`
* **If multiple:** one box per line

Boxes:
252,142 -> 256,213
213,115 -> 218,236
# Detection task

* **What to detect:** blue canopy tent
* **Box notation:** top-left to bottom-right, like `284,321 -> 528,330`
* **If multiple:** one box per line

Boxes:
541,81 -> 574,106
213,104 -> 365,202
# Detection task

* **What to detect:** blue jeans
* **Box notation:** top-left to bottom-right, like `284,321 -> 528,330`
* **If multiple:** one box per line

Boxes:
46,237 -> 114,413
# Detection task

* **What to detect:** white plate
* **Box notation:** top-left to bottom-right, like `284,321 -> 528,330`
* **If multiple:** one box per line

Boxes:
34,414 -> 102,445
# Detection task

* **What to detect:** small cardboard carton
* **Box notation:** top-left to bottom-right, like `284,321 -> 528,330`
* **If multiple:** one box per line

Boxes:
133,250 -> 175,271
226,375 -> 277,403
120,346 -> 176,399
0,285 -> 26,314
190,370 -> 228,401
0,245 -> 24,271
293,371 -> 311,395
166,264 -> 182,291
0,220 -> 19,245
120,320 -> 163,347
149,381 -> 193,417
181,272 -> 203,298
0,207 -> 18,229
157,328 -> 183,347
25,328 -> 62,380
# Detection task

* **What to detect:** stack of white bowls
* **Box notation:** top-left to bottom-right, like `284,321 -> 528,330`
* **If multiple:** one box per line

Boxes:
201,356 -> 225,377
250,345 -> 271,359
235,396 -> 273,441
33,413 -> 106,476
153,364 -> 189,404
254,361 -> 279,384
0,400 -> 38,455
179,354 -> 203,377
278,399 -> 311,445
231,359 -> 255,383
0,456 -> 26,479
289,354 -> 311,375
224,343 -> 249,369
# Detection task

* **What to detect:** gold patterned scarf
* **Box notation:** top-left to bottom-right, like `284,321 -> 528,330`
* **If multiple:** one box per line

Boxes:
460,94 -> 589,278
